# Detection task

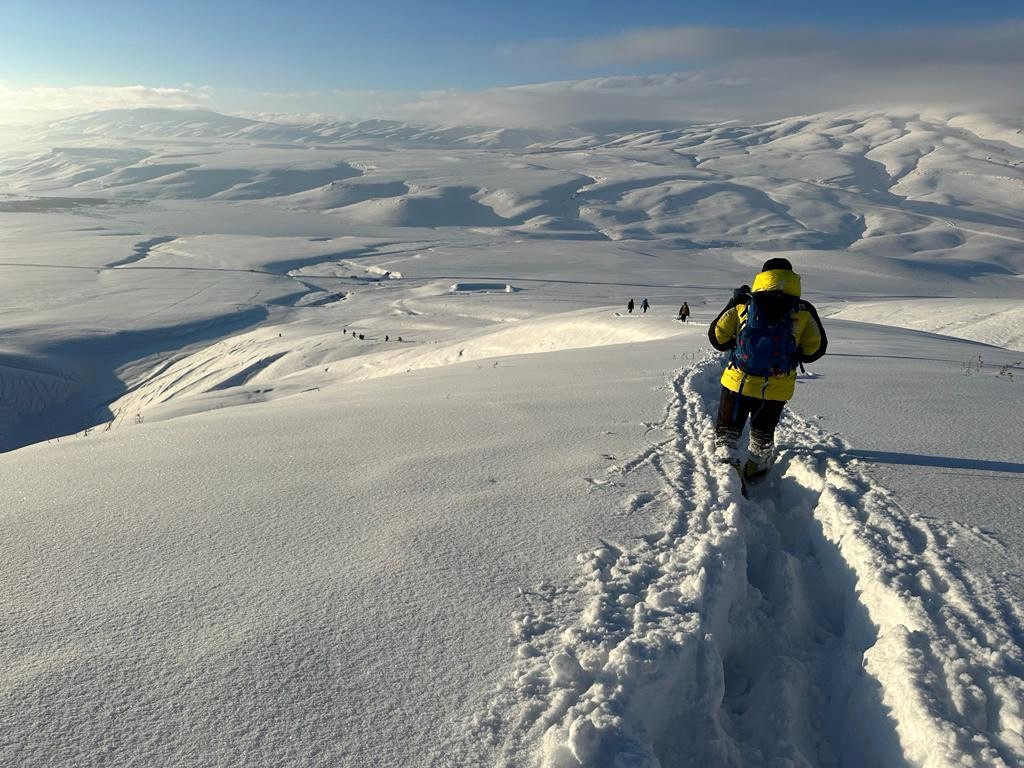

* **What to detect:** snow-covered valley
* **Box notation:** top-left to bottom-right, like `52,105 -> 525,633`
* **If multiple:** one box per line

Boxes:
0,108 -> 1022,767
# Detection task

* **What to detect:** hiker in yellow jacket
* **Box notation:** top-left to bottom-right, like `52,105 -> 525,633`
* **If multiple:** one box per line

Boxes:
707,258 -> 827,479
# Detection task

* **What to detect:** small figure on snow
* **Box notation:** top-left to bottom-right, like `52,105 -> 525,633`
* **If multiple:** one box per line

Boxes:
627,298 -> 635,314
678,302 -> 690,323
641,298 -> 650,314
707,259 -> 827,483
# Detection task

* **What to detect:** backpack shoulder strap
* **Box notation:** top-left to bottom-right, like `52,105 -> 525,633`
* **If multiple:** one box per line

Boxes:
796,299 -> 828,362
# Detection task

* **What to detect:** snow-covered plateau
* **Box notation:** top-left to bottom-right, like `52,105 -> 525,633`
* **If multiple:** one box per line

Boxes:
0,108 -> 1022,767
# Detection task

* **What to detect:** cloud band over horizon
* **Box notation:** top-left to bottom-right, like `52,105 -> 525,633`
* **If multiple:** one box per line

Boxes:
2,21 -> 1022,128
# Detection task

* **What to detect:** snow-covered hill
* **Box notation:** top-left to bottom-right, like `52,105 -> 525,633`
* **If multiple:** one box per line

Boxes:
7,108 -> 1022,290
0,107 -> 1022,767
42,108 -> 592,148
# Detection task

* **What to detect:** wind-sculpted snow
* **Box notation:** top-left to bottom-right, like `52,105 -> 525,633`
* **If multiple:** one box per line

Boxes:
477,359 -> 1024,766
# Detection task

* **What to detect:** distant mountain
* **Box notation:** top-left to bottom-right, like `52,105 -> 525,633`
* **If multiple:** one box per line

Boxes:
46,108 -> 273,139
43,108 -> 595,150
17,107 -> 1022,273
43,107 -> 1024,158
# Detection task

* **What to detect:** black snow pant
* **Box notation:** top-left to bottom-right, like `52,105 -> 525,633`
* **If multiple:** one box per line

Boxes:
715,386 -> 786,451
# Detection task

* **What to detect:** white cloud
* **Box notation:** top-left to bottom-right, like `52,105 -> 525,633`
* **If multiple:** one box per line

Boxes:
4,21 -> 1022,130
459,22 -> 1024,126
0,84 -> 205,124
391,72 -> 746,127
561,22 -> 1024,69
228,47 -> 1024,130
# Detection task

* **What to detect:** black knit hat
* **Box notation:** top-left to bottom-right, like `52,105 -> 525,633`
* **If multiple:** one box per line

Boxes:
760,257 -> 793,271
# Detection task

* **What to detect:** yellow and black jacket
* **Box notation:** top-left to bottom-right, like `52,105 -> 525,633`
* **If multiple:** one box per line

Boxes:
708,268 -> 827,401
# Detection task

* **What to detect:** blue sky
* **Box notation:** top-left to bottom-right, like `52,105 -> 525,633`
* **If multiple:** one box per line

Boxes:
3,0 -> 1021,89
1,0 -> 1022,124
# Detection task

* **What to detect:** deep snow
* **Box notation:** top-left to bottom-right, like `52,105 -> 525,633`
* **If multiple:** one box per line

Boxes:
1,108 -> 1022,767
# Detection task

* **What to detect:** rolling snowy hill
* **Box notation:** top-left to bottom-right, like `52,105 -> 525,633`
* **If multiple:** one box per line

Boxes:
0,107 -> 1022,767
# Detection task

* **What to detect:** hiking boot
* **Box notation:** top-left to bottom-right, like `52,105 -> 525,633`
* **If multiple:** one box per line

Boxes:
744,439 -> 776,480
714,426 -> 742,464
714,442 -> 741,467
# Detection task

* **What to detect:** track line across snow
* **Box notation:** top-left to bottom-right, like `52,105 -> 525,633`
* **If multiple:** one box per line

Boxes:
474,357 -> 1024,767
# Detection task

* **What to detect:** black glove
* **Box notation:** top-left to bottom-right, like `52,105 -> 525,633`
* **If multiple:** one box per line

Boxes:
726,285 -> 751,309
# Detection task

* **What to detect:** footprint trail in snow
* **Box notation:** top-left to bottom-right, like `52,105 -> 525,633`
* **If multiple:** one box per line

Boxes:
474,357 -> 1024,767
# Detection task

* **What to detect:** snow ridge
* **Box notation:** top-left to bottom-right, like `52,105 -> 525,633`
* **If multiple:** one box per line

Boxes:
475,358 -> 1024,766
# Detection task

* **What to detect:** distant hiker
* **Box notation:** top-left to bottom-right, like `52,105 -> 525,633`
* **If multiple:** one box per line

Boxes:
707,259 -> 827,482
385,335 -> 390,342
678,302 -> 690,322
641,298 -> 650,313
627,298 -> 635,314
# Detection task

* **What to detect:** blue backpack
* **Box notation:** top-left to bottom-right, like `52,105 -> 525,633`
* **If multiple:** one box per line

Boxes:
731,293 -> 799,377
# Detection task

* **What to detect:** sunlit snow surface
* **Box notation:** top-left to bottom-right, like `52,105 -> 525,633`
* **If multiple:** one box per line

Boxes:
0,109 -> 1022,767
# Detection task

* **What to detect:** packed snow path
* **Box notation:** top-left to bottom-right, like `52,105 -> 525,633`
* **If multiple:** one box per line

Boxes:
478,359 -> 1024,767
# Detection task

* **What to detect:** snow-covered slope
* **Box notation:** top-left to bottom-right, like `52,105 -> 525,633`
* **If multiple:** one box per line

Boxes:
3,326 -> 1021,768
826,298 -> 1024,351
0,107 -> 1022,767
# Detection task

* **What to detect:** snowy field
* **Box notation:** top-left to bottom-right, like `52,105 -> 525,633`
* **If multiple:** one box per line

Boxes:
1,108 -> 1022,767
